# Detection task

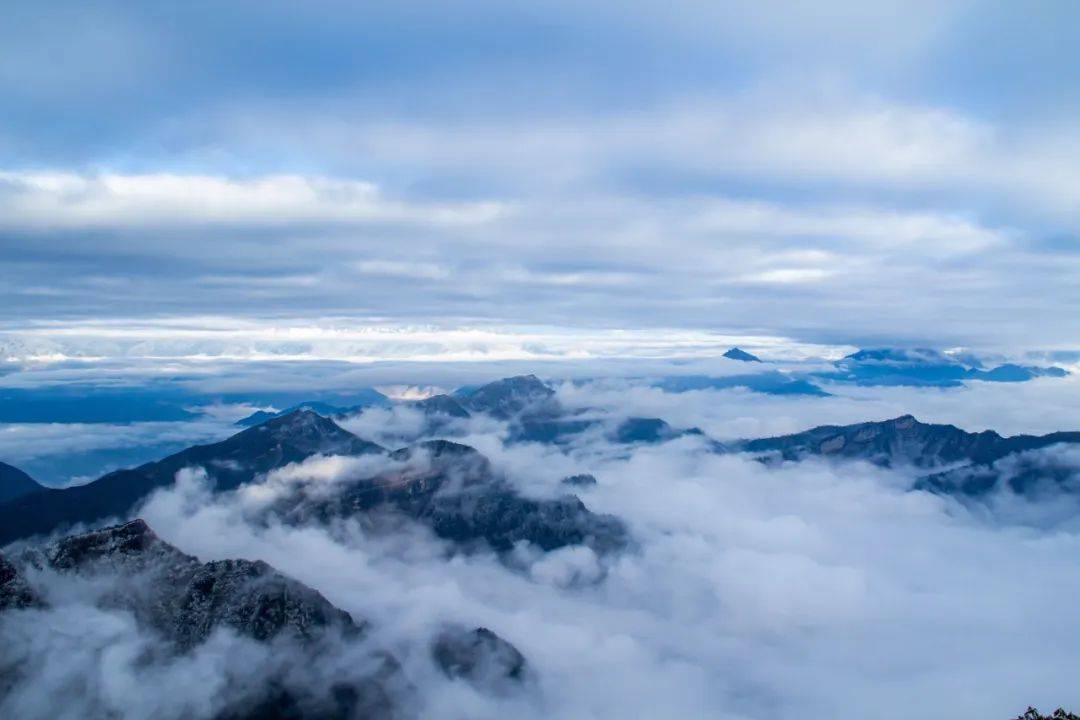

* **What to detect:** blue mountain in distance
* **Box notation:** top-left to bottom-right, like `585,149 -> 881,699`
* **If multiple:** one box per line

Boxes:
236,400 -> 357,427
406,394 -> 471,418
235,390 -> 391,427
658,371 -> 830,396
0,411 -> 384,546
454,374 -> 557,419
818,347 -> 1067,387
739,414 -> 1080,498
0,461 -> 44,504
723,347 -> 762,362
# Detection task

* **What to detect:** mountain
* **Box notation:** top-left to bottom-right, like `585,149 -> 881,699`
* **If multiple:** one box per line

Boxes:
2,519 -> 407,718
0,461 -> 44,504
31,519 -> 361,648
407,393 -> 471,418
2,519 -> 532,717
741,415 -> 1080,499
236,390 -> 390,427
0,411 -> 384,546
508,415 -> 713,448
741,415 -> 1080,470
235,401 -> 353,427
456,375 -> 557,419
433,626 -> 528,691
818,348 -> 1068,387
1013,709 -> 1080,720
723,347 -> 762,362
0,412 -> 625,556
658,371 -> 829,397
509,418 -> 599,444
0,551 -> 42,611
562,473 -> 598,487
916,445 -> 1080,497
268,439 -> 628,554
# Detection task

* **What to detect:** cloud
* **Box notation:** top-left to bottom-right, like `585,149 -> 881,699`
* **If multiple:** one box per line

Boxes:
115,401 -> 1080,717
0,172 -> 502,229
353,260 -> 451,280
6,373 -> 1080,717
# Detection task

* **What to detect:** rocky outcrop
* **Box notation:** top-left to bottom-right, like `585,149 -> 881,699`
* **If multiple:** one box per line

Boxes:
0,411 -> 385,546
562,474 -> 598,487
273,440 -> 628,554
1013,709 -> 1080,720
457,375 -> 557,419
0,552 -> 42,611
432,626 -> 527,691
1,520 -> 405,720
740,415 -> 1080,470
740,415 -> 1080,499
18,520 -> 358,649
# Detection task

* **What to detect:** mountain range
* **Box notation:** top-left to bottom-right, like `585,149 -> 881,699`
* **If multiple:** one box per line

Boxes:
0,518 -> 527,718
2,372 -> 1078,718
3,374 -> 1079,551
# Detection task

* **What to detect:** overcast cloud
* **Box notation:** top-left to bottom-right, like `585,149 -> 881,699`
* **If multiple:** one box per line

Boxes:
1,0 -> 1078,353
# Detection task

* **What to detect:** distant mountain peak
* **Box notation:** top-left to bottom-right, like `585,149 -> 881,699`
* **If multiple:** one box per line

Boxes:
408,393 -> 471,418
723,347 -> 762,362
458,374 -> 557,419
0,460 -> 45,504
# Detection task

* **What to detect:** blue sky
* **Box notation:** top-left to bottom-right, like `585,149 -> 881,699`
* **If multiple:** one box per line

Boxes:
2,0 -> 1079,362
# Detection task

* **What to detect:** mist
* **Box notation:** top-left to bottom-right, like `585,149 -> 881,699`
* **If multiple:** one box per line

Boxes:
4,375 -> 1075,716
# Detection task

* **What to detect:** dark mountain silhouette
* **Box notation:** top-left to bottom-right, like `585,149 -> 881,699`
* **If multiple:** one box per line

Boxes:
658,372 -> 829,396
817,348 -> 1068,387
0,551 -> 42,611
0,460 -> 44,504
741,415 -> 1080,469
0,411 -> 384,546
741,415 -> 1080,499
723,347 -> 762,362
1013,709 -> 1080,720
562,473 -> 598,487
432,626 -> 528,691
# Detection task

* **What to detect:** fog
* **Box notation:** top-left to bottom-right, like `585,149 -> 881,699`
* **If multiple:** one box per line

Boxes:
3,378 -> 1080,718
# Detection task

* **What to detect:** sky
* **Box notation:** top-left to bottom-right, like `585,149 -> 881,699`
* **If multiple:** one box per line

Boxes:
2,0 -> 1080,367
7,9 -> 1080,716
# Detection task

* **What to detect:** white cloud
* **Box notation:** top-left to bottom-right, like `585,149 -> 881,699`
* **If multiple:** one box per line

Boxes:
352,260 -> 451,280
0,172 -> 503,228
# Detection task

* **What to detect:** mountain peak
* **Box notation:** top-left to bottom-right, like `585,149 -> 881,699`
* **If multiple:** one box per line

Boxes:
0,460 -> 45,504
459,375 -> 557,419
723,347 -> 762,362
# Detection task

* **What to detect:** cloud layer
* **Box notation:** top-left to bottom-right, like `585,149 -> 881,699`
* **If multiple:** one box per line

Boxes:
1,1 -> 1078,349
10,390 -> 1080,717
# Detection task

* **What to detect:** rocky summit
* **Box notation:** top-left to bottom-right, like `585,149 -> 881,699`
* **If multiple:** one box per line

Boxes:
271,439 -> 628,554
739,415 -> 1080,499
17,519 -> 359,649
456,374 -> 557,419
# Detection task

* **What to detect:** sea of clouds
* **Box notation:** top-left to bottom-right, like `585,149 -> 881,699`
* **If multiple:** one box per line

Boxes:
3,374 -> 1080,718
